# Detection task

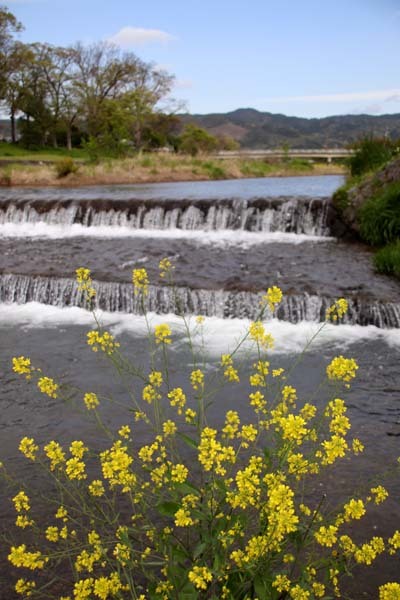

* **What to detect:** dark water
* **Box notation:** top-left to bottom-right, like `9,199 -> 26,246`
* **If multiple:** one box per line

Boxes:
1,176 -> 400,599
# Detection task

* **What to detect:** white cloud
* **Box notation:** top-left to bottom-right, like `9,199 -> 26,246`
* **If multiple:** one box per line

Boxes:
261,89 -> 400,104
108,26 -> 176,47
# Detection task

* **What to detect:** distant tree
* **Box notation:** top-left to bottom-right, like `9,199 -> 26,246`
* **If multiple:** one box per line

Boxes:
216,135 -> 240,151
178,124 -> 218,155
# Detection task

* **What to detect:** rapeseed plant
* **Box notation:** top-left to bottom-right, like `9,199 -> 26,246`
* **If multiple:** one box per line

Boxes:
2,263 -> 400,600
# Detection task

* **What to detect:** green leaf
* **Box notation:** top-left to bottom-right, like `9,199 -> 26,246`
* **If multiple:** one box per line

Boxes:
178,432 -> 199,449
193,542 -> 207,559
156,501 -> 180,517
254,574 -> 268,597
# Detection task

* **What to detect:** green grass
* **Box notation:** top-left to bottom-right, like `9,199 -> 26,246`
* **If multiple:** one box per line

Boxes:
201,160 -> 227,179
374,241 -> 400,279
0,141 -> 88,162
240,160 -> 274,177
359,181 -> 400,246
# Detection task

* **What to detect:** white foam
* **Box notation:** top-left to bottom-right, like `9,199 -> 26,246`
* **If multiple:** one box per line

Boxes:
1,302 -> 399,354
0,223 -> 335,246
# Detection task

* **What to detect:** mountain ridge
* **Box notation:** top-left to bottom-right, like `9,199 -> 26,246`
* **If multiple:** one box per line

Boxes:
180,108 -> 400,149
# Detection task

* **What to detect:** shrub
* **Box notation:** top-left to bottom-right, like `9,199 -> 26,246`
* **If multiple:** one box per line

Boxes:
348,136 -> 398,177
374,241 -> 400,279
240,160 -> 273,178
55,157 -> 78,178
3,265 -> 400,599
359,182 -> 400,245
201,160 -> 226,179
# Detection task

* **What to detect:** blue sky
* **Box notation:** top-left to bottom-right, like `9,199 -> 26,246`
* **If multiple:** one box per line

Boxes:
5,0 -> 400,118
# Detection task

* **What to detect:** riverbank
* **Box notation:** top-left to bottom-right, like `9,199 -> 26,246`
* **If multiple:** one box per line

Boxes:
0,153 -> 345,187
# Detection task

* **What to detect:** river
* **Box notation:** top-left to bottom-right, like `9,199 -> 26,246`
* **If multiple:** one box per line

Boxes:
0,175 -> 399,599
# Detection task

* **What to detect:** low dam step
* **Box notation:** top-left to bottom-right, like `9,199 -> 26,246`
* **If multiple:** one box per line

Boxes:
1,273 -> 399,328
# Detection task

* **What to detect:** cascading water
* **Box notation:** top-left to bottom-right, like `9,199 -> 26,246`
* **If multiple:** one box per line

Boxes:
0,196 -> 333,235
1,273 -> 399,328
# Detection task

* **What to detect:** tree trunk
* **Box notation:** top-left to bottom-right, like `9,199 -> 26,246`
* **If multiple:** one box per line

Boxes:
66,125 -> 72,151
10,108 -> 16,144
52,133 -> 58,148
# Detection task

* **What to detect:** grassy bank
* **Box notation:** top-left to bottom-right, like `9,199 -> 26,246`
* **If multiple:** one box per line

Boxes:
333,156 -> 400,280
0,148 -> 344,187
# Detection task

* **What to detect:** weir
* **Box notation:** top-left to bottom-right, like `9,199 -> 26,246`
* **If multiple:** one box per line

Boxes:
1,273 -> 399,329
0,196 -> 333,235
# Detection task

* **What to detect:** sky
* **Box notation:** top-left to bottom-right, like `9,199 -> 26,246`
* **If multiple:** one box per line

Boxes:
4,0 -> 400,118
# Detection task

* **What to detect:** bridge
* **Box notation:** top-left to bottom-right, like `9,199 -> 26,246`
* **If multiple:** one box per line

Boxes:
214,149 -> 353,163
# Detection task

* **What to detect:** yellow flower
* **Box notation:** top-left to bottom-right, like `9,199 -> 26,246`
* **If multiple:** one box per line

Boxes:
8,545 -> 47,570
132,268 -> 149,295
263,285 -> 283,312
326,355 -> 358,383
190,369 -> 204,390
326,298 -> 348,322
16,515 -> 34,528
19,437 -> 38,461
118,425 -> 131,439
37,376 -> 58,398
168,387 -> 186,414
174,507 -> 194,527
315,525 -> 338,547
15,579 -> 36,596
13,491 -> 30,513
171,463 -> 188,483
159,257 -> 174,278
65,457 -> 87,480
154,323 -> 172,344
76,267 -> 96,300
162,420 -> 177,436
249,321 -> 274,348
379,583 -> 400,600
45,526 -> 59,542
44,441 -> 66,470
87,330 -> 119,355
370,485 -> 389,505
343,498 -> 366,522
188,566 -> 213,590
83,392 -> 99,410
185,408 -> 197,423
88,480 -> 105,497
12,356 -> 34,379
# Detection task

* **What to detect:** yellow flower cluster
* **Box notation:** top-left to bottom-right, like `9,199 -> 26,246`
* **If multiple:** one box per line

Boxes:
87,330 -> 120,355
198,427 -> 236,475
326,298 -> 348,322
8,545 -> 47,570
154,323 -> 172,344
83,392 -> 99,410
19,437 -> 39,461
142,370 -> 163,403
100,440 -> 136,492
37,376 -> 58,398
221,354 -> 240,382
248,321 -> 274,348
15,579 -> 36,597
379,583 -> 400,599
263,285 -> 283,312
326,355 -> 358,383
44,440 -> 65,471
132,268 -> 149,295
188,566 -> 213,590
159,257 -> 174,278
76,267 -> 96,300
168,387 -> 186,414
12,356 -> 34,379
190,369 -> 204,390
